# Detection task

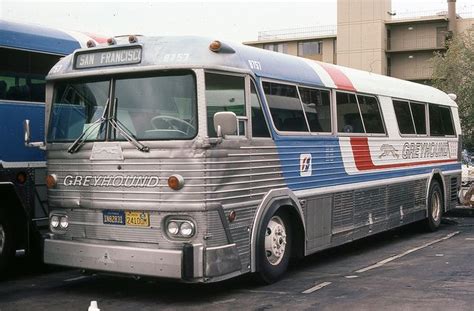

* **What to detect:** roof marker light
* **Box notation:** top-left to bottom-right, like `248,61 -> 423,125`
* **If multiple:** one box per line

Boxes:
209,40 -> 236,54
129,35 -> 138,43
209,40 -> 222,52
86,40 -> 96,48
107,37 -> 116,45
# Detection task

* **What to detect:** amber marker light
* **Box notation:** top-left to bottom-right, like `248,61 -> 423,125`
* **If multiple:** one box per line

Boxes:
16,172 -> 27,184
209,40 -> 222,52
168,174 -> 184,190
46,174 -> 58,189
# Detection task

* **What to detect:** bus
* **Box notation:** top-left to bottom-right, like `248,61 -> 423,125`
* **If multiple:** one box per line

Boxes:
0,20 -> 103,272
35,36 -> 462,283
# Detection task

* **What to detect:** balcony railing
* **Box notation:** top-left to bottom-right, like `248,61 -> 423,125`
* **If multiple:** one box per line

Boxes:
388,35 -> 446,51
258,25 -> 337,41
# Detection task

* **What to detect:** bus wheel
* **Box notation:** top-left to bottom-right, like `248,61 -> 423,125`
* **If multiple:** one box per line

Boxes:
424,180 -> 443,232
0,217 -> 15,272
257,210 -> 292,284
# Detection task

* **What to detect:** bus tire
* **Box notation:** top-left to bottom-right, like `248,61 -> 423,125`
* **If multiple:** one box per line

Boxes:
424,180 -> 443,232
0,215 -> 15,273
256,209 -> 292,284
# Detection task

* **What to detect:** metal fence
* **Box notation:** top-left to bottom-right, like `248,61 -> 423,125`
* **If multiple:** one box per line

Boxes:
258,25 -> 337,41
392,5 -> 474,20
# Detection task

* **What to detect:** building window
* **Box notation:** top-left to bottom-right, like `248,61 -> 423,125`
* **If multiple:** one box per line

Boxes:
263,43 -> 288,54
297,40 -> 322,57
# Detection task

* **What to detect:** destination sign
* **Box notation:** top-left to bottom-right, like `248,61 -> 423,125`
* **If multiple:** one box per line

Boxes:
74,46 -> 142,69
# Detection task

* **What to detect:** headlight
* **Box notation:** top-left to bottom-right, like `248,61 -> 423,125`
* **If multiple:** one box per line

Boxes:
50,215 -> 60,228
167,221 -> 179,235
165,219 -> 196,238
180,221 -> 194,237
59,216 -> 69,229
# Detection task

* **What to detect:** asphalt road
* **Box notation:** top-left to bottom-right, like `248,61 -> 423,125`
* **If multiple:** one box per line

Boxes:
1,210 -> 474,311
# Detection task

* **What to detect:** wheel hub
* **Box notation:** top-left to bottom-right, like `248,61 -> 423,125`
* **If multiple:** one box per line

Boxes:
264,216 -> 287,266
432,191 -> 441,222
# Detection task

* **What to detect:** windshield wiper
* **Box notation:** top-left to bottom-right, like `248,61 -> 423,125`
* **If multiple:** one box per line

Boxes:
67,99 -> 110,154
108,118 -> 150,152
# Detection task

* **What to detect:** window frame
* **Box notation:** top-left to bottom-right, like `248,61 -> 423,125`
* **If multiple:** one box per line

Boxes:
249,79 -> 272,139
204,70 -> 250,139
260,78 -> 335,136
428,103 -> 456,137
335,90 -> 387,137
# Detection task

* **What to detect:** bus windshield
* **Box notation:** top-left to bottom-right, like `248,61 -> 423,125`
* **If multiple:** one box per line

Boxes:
48,72 -> 197,142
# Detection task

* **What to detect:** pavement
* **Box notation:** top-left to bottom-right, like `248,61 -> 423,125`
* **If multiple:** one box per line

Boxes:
1,211 -> 474,311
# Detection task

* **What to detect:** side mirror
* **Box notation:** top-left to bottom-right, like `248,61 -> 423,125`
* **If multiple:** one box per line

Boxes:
23,119 -> 46,150
213,112 -> 237,138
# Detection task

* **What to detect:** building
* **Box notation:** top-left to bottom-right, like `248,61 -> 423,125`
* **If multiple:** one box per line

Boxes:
244,0 -> 474,83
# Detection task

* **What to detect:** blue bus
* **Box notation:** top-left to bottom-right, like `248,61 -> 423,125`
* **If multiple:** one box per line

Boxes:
0,20 -> 102,272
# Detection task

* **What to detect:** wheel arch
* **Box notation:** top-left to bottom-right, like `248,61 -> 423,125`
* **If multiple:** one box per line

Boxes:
250,188 -> 306,272
426,169 -> 446,212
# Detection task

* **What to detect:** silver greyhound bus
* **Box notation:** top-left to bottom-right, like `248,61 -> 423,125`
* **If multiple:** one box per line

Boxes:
33,35 -> 462,283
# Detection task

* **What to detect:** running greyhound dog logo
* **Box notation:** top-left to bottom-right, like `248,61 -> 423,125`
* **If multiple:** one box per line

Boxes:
379,144 -> 399,159
300,154 -> 312,176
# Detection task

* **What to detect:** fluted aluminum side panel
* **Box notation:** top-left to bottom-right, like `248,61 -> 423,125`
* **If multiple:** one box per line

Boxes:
205,140 -> 282,270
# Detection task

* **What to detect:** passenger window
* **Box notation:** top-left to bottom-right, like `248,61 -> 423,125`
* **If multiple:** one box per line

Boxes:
205,73 -> 246,137
299,87 -> 331,132
393,100 -> 416,134
0,47 -> 60,103
410,102 -> 427,135
357,95 -> 384,134
429,104 -> 455,136
251,83 -> 271,138
263,82 -> 309,133
336,92 -> 364,133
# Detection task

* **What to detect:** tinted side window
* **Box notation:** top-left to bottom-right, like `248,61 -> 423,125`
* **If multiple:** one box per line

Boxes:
205,73 -> 245,137
263,82 -> 309,132
357,95 -> 384,134
410,102 -> 427,135
429,104 -> 455,136
393,100 -> 415,134
251,83 -> 271,138
0,47 -> 60,103
299,87 -> 331,132
336,92 -> 364,133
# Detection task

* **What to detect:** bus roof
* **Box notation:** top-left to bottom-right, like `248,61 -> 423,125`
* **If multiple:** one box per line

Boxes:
0,20 -> 101,55
48,35 -> 456,107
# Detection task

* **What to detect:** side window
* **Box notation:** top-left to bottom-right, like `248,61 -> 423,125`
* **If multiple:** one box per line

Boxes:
357,95 -> 385,134
263,82 -> 309,133
251,83 -> 271,138
429,104 -> 455,136
393,100 -> 416,134
0,47 -> 60,103
299,87 -> 331,132
336,92 -> 364,133
410,102 -> 427,135
205,73 -> 245,137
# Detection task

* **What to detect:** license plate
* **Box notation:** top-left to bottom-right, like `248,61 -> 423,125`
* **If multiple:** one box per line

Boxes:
125,211 -> 150,227
103,210 -> 149,227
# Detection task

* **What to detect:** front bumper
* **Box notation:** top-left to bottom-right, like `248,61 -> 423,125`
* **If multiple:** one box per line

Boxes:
44,239 -> 241,281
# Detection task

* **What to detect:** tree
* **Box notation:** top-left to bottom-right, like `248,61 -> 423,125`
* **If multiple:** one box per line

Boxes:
430,28 -> 474,151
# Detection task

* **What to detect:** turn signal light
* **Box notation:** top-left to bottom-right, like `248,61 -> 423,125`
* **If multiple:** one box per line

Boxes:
46,174 -> 58,189
168,174 -> 184,190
